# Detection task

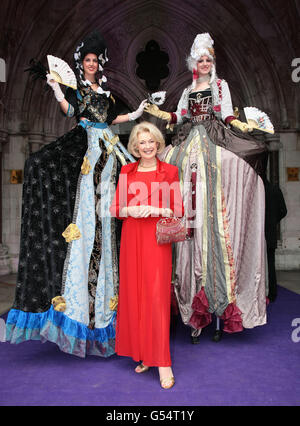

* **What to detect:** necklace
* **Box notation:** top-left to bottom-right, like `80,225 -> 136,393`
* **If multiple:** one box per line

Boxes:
139,160 -> 157,168
84,78 -> 98,85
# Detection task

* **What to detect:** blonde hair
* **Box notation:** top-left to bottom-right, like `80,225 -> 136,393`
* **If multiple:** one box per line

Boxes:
128,121 -> 165,158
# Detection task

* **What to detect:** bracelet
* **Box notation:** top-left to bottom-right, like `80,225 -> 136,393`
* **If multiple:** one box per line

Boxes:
66,104 -> 75,117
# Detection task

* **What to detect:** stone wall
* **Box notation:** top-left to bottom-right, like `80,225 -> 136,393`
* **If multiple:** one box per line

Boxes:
277,131 -> 300,269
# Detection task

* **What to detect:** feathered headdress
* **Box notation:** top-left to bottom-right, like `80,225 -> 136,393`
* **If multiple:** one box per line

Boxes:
73,31 -> 110,96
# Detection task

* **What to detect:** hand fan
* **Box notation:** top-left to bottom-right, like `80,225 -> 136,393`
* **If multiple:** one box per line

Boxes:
244,107 -> 274,134
148,91 -> 166,105
47,55 -> 77,90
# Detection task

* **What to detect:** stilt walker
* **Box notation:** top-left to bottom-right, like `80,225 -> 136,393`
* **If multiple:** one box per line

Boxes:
145,33 -> 269,342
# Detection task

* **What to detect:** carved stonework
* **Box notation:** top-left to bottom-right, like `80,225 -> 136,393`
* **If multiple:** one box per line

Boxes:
28,132 -> 45,154
265,135 -> 282,152
136,40 -> 169,91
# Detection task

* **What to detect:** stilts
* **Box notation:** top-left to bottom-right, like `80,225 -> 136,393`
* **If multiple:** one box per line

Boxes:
190,316 -> 223,343
212,316 -> 223,342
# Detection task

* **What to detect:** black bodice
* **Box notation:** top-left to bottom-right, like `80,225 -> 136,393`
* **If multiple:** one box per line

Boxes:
189,89 -> 212,116
65,86 -> 118,124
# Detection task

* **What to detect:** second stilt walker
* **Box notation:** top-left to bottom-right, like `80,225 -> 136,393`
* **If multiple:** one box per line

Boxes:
145,33 -> 268,343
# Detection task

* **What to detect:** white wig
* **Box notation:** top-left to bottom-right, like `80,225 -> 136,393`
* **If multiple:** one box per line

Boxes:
186,33 -> 217,85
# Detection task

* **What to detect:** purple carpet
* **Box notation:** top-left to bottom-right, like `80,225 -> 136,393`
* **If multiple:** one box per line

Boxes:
0,285 -> 299,406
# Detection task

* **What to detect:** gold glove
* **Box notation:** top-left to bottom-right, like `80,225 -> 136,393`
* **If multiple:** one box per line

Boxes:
231,119 -> 253,133
144,104 -> 171,122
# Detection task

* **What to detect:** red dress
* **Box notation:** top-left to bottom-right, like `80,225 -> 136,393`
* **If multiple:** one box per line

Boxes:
110,159 -> 184,367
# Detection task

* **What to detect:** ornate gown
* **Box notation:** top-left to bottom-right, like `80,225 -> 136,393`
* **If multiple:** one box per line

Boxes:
164,82 -> 268,333
6,85 -> 134,357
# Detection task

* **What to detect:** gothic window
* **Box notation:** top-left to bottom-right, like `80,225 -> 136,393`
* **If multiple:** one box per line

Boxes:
136,40 -> 169,91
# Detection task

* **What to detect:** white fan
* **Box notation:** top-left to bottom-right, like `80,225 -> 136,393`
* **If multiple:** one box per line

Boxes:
47,55 -> 77,90
148,91 -> 166,105
244,107 -> 274,134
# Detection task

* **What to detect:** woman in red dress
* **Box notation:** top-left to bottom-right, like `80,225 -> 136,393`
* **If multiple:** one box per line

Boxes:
110,122 -> 183,389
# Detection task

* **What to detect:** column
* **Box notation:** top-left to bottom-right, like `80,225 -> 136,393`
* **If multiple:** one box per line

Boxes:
0,129 -> 11,275
28,132 -> 45,154
275,130 -> 300,270
2,131 -> 28,273
265,134 -> 282,185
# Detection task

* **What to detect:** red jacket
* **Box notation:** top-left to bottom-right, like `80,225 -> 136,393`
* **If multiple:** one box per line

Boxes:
110,158 -> 184,219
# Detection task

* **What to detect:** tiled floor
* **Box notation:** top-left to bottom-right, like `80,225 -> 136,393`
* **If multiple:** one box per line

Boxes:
0,270 -> 299,316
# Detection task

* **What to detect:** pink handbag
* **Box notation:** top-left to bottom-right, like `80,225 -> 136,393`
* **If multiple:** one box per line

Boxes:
156,217 -> 187,245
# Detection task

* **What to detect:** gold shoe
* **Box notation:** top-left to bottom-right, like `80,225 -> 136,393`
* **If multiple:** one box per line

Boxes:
160,377 -> 175,390
135,363 -> 150,374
